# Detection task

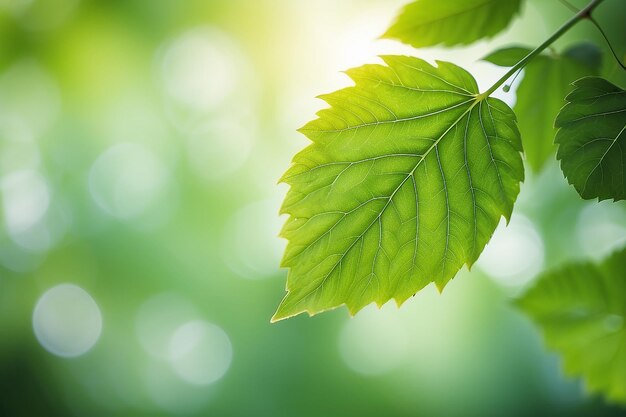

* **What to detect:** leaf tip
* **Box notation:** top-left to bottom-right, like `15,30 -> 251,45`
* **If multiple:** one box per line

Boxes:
269,313 -> 285,324
270,300 -> 295,323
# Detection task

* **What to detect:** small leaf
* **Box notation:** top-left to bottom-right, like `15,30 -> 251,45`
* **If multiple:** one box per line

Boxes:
274,56 -> 524,321
564,42 -> 603,73
485,44 -> 601,172
518,247 -> 626,404
383,0 -> 522,48
483,46 -> 532,67
555,77 -> 626,201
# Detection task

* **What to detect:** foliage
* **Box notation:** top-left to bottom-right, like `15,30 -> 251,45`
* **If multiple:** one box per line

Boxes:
278,0 -> 626,405
484,44 -> 602,171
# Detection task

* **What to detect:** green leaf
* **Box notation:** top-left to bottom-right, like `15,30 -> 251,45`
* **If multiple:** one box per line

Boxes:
555,77 -> 626,201
483,46 -> 531,67
274,56 -> 524,321
485,44 -> 601,172
518,247 -> 626,404
564,42 -> 603,73
383,0 -> 522,48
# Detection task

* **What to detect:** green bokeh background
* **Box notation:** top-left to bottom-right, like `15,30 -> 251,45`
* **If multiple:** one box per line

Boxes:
0,0 -> 625,416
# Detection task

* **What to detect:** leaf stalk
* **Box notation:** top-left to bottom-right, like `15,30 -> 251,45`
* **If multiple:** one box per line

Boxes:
588,16 -> 626,72
480,0 -> 607,98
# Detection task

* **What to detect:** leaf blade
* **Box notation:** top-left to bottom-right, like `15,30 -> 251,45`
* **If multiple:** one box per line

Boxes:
483,46 -> 532,67
555,76 -> 626,201
274,56 -> 524,321
383,0 -> 522,48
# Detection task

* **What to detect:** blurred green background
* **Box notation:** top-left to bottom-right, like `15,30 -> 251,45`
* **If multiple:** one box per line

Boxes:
0,0 -> 625,416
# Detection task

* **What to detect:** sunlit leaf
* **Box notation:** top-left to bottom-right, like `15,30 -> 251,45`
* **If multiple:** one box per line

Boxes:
484,44 -> 601,171
274,56 -> 524,321
518,247 -> 626,404
383,0 -> 522,48
555,77 -> 626,201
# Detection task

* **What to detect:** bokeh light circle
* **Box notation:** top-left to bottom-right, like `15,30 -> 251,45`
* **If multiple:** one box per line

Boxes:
168,320 -> 233,385
88,142 -> 171,220
160,27 -> 241,114
576,202 -> 626,260
135,293 -> 200,360
32,283 -> 102,358
477,214 -> 544,288
1,169 -> 50,235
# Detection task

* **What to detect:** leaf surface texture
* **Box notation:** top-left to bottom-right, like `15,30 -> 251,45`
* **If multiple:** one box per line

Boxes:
556,77 -> 626,200
275,56 -> 524,321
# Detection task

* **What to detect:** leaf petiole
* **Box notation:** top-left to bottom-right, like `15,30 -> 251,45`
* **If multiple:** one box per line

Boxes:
588,16 -> 626,71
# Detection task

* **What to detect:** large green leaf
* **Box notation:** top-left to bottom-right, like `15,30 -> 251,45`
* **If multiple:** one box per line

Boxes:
518,247 -> 626,404
555,77 -> 626,201
383,0 -> 522,49
484,44 -> 600,172
274,56 -> 524,321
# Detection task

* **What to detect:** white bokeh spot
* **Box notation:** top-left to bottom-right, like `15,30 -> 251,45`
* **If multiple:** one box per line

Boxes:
32,283 -> 102,358
576,202 -> 626,260
160,27 -> 242,114
135,293 -> 200,360
477,214 -> 544,288
89,142 -> 170,220
168,320 -> 233,386
1,169 -> 50,235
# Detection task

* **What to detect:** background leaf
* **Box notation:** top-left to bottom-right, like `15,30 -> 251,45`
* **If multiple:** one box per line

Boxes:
485,44 -> 601,172
482,46 -> 531,66
275,56 -> 524,321
518,247 -> 626,404
555,76 -> 626,201
564,43 -> 603,72
383,0 -> 522,48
